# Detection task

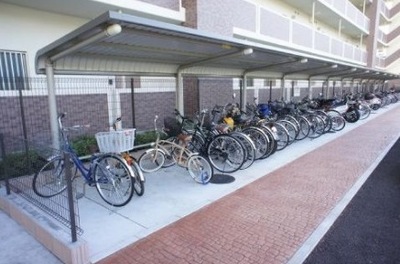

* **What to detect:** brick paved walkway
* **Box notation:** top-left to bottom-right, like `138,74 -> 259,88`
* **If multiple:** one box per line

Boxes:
97,105 -> 400,264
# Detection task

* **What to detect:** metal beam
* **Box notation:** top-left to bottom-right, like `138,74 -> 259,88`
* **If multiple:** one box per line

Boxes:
179,48 -> 253,70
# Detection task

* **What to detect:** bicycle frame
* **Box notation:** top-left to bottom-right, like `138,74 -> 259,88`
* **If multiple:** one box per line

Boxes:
58,114 -> 135,184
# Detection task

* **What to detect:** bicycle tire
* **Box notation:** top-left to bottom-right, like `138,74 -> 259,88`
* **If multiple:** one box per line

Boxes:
257,125 -> 277,158
32,156 -> 68,198
138,148 -> 165,173
358,104 -> 371,120
93,154 -> 134,207
315,110 -> 332,133
307,114 -> 325,138
207,134 -> 245,173
283,115 -> 300,139
295,115 -> 311,140
267,122 -> 289,151
187,154 -> 213,184
277,119 -> 297,145
242,126 -> 269,160
326,110 -> 346,132
130,159 -> 145,196
187,132 -> 206,154
230,131 -> 256,170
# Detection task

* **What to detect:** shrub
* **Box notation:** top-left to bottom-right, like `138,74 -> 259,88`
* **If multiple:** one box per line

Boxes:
0,150 -> 47,180
135,131 -> 167,146
71,135 -> 98,156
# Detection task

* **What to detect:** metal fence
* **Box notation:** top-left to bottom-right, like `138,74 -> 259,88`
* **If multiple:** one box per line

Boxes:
0,75 -> 365,154
0,75 -> 372,241
0,134 -> 83,240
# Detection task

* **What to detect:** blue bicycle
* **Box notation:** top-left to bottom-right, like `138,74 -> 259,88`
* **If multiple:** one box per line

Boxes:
32,113 -> 136,207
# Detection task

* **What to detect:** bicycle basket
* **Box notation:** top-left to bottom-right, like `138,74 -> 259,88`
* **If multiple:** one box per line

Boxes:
95,129 -> 136,153
163,117 -> 182,137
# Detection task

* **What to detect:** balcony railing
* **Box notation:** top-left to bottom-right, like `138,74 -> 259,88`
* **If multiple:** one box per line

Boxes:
319,0 -> 370,32
234,7 -> 368,65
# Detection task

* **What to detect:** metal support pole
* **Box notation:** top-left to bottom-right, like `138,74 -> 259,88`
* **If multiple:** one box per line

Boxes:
0,134 -> 10,195
45,61 -> 60,150
239,78 -> 244,110
176,72 -> 184,115
291,81 -> 295,99
332,81 -> 336,98
130,78 -> 136,128
64,153 -> 77,243
269,80 -> 273,101
281,77 -> 285,100
17,78 -> 29,155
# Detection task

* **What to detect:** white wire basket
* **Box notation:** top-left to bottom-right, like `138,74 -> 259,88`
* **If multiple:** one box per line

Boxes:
95,129 -> 136,153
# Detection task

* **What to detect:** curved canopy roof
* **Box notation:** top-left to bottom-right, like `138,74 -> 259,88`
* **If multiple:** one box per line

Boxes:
36,11 -> 399,81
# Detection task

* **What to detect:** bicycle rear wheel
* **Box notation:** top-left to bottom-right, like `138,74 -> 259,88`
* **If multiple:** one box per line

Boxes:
187,154 -> 213,184
138,148 -> 165,173
94,154 -> 134,207
130,159 -> 145,196
207,134 -> 245,173
32,156 -> 68,198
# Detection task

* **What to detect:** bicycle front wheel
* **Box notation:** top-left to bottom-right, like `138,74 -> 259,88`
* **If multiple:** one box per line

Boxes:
94,154 -> 134,207
32,156 -> 68,198
187,154 -> 213,184
138,148 -> 165,173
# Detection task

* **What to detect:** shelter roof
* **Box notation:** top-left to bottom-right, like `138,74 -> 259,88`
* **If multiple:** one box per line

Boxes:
36,11 -> 399,81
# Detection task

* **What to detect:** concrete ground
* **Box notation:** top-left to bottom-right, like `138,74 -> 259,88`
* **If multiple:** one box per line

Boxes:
1,102 -> 400,264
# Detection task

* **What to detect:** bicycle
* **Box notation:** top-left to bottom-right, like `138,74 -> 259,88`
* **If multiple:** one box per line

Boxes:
32,113 -> 136,207
138,115 -> 214,184
111,117 -> 145,196
177,108 -> 246,173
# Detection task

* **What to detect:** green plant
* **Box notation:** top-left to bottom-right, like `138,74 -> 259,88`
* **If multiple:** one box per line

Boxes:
135,130 -> 167,145
0,150 -> 47,180
71,135 -> 98,156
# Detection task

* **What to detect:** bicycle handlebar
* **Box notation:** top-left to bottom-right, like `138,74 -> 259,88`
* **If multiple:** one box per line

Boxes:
57,112 -> 90,132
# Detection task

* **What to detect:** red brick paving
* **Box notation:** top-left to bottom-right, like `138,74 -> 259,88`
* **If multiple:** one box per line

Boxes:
97,105 -> 400,264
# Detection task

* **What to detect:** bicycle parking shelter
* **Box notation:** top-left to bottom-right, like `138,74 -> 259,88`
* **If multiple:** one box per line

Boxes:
35,10 -> 399,148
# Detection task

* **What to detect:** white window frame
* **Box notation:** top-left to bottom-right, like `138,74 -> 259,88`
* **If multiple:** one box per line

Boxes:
0,50 -> 29,90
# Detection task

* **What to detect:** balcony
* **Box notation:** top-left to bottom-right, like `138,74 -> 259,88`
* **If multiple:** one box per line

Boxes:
0,0 -> 186,24
233,7 -> 368,65
282,0 -> 370,37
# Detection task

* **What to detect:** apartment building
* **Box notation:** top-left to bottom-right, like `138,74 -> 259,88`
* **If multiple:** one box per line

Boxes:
1,0 -> 399,80
0,0 -> 399,141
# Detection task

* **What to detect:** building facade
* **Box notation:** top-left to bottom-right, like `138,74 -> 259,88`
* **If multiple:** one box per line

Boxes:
0,0 -> 399,144
1,0 -> 399,81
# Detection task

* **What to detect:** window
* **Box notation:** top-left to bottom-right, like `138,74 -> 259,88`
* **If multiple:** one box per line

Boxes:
246,77 -> 254,87
0,50 -> 29,90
